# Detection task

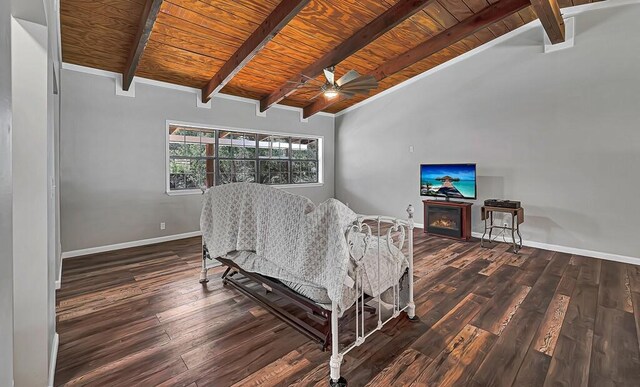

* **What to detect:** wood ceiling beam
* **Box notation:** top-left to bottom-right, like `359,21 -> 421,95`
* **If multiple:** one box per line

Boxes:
259,0 -> 439,113
201,0 -> 311,103
530,0 -> 565,44
123,0 -> 164,91
302,0 -> 531,118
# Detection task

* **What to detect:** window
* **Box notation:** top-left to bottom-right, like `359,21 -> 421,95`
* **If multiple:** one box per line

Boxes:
167,124 -> 321,193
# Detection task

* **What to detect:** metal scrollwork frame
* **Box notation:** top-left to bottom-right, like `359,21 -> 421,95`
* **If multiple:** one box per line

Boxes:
329,205 -> 416,386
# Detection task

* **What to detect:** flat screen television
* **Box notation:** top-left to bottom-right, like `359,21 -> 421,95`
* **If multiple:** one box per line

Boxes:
420,163 -> 477,199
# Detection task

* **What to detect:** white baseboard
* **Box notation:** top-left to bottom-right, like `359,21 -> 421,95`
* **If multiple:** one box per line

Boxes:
468,232 -> 640,266
48,333 -> 59,387
61,231 -> 202,259
55,253 -> 62,289
413,222 -> 639,266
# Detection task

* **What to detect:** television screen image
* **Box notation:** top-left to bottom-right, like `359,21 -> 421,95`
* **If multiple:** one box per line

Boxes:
420,164 -> 477,199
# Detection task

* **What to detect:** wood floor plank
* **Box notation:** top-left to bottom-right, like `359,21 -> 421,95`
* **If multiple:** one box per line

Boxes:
472,263 -> 520,299
628,264 -> 640,292
230,348 -> 311,386
589,306 -> 640,386
520,257 -> 567,314
506,252 -> 528,267
556,262 -> 580,297
54,233 -> 640,386
576,257 -> 601,286
471,279 -> 531,336
363,348 -> 428,386
412,293 -> 486,359
413,324 -> 496,386
341,317 -> 431,386
532,292 -> 571,356
479,251 -> 512,276
513,349 -> 551,387
632,291 -> 640,356
544,322 -> 594,387
517,250 -> 553,287
598,260 -> 632,312
543,255 -> 601,387
471,307 -> 544,387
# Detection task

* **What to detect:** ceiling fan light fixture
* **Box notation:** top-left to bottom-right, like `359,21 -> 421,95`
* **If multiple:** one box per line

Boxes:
324,89 -> 339,99
322,82 -> 339,99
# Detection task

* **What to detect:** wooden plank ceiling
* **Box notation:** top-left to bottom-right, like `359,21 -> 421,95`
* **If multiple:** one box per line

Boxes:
61,0 -> 600,116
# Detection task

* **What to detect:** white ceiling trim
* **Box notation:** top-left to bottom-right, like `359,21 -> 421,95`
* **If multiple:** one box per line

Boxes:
60,62 -> 335,119
336,0 -> 640,118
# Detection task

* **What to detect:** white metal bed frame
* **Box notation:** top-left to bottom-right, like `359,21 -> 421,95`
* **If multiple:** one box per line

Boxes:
199,205 -> 416,386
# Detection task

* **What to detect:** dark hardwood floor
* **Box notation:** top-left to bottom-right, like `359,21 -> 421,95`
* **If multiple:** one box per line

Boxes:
55,231 -> 640,386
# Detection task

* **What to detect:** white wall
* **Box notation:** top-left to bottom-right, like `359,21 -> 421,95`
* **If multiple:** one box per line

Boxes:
45,0 -> 61,370
0,0 -> 14,384
60,69 -> 335,253
335,3 -> 640,260
11,16 -> 51,387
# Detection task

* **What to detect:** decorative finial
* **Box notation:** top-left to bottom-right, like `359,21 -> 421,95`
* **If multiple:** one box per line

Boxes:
406,204 -> 414,219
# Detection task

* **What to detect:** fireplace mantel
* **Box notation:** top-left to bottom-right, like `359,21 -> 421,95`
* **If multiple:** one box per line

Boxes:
422,200 -> 473,241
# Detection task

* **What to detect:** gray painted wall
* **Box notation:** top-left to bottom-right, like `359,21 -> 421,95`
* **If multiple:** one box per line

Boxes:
12,16 -> 50,386
46,0 -> 59,363
0,0 -> 13,384
60,69 -> 335,252
335,4 -> 640,259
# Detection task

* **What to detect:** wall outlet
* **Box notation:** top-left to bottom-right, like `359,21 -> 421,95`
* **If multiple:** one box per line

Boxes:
409,145 -> 414,153
160,222 -> 166,230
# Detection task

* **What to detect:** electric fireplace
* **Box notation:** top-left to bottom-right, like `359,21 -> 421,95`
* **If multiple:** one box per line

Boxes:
427,206 -> 461,238
422,200 -> 472,241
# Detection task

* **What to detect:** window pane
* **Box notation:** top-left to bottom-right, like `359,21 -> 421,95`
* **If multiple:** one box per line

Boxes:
169,125 -> 320,191
273,136 -> 289,158
260,160 -> 289,185
291,138 -> 318,160
185,174 -> 200,189
292,161 -> 318,184
233,133 -> 256,159
218,160 -> 256,184
200,130 -> 216,139
169,142 -> 205,157
169,127 -> 215,158
230,133 -> 241,158
218,131 -> 232,158
258,135 -> 289,159
179,129 -> 201,137
170,158 -> 206,189
170,174 -> 186,190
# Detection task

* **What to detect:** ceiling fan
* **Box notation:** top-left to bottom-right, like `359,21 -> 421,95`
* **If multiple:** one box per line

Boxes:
294,66 -> 378,101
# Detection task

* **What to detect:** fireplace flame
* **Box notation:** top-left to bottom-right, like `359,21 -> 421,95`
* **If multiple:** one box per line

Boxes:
431,217 -> 457,229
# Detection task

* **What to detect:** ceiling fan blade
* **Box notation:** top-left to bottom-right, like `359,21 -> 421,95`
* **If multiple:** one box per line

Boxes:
323,67 -> 335,85
337,90 -> 356,98
340,84 -> 377,92
340,75 -> 378,90
341,87 -> 375,95
336,70 -> 360,87
286,78 -> 324,87
308,90 -> 325,101
301,73 -> 327,85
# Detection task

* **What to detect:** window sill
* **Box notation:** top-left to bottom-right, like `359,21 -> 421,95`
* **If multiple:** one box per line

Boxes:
271,182 -> 324,189
166,189 -> 204,196
166,182 -> 324,196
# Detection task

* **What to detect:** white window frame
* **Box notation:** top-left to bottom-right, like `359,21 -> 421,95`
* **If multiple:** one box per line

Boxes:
165,120 -> 324,195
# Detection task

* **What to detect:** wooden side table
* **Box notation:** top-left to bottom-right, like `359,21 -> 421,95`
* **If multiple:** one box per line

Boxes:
480,206 -> 524,253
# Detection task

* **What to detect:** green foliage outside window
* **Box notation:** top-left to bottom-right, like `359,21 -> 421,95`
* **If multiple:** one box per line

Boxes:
168,125 -> 319,191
